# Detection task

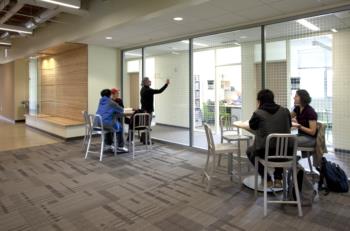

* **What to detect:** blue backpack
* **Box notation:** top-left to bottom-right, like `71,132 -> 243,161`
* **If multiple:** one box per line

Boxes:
320,157 -> 349,193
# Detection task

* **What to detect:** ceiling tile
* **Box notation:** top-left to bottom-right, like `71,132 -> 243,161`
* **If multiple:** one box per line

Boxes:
237,4 -> 282,21
209,0 -> 265,13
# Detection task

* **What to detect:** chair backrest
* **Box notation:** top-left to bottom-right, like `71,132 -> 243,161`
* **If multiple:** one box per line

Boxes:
82,110 -> 89,126
220,115 -> 239,133
132,113 -> 151,131
204,123 -> 215,152
265,133 -> 297,162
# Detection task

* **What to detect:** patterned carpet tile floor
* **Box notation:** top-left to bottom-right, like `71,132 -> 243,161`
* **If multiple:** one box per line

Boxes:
0,140 -> 349,231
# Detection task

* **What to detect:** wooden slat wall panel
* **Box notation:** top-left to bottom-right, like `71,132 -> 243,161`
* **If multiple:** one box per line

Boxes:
40,46 -> 87,121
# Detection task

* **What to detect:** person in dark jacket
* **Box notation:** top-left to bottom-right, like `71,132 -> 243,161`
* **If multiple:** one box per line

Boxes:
96,89 -> 125,149
140,77 -> 170,114
246,89 -> 292,188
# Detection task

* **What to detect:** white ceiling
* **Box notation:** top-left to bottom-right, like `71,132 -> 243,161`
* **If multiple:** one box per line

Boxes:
80,0 -> 350,50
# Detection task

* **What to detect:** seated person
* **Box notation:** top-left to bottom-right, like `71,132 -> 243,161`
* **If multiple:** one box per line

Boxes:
246,89 -> 292,188
111,88 -> 129,125
96,89 -> 125,150
291,89 -> 317,147
111,88 -> 124,108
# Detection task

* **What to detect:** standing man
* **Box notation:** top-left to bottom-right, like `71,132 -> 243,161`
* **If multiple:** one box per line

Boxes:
140,77 -> 170,116
139,77 -> 169,144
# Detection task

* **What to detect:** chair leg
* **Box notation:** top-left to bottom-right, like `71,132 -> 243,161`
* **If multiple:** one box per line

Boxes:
84,131 -> 92,159
99,134 -> 104,162
293,164 -> 303,217
283,168 -> 287,200
132,129 -> 135,160
264,165 -> 268,216
207,153 -> 217,192
113,132 -> 117,157
82,128 -> 88,151
237,140 -> 242,185
217,155 -> 222,167
254,158 -> 259,197
202,151 -> 211,183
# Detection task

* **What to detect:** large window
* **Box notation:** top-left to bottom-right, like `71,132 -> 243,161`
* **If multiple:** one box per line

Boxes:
192,28 -> 261,148
144,41 -> 190,145
121,9 -> 350,151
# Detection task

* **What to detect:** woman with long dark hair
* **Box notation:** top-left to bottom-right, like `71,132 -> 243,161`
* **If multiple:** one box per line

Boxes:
291,89 -> 318,147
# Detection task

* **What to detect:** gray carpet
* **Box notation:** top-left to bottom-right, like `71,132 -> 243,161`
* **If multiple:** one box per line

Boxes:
0,140 -> 349,231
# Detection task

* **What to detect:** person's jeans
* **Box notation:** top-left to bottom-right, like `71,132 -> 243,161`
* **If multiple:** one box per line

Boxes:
297,134 -> 316,147
247,146 -> 283,181
105,122 -> 124,147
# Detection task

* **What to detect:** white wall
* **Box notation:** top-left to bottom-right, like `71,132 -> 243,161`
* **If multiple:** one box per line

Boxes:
88,45 -> 118,114
153,52 -> 189,128
333,30 -> 350,151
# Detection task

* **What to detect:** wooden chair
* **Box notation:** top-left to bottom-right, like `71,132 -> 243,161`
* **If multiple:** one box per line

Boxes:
202,123 -> 238,192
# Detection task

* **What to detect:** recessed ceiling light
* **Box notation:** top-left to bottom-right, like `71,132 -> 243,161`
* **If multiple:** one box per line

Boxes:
331,28 -> 338,33
240,36 -> 247,39
296,19 -> 320,31
173,17 -> 183,21
181,40 -> 208,47
125,52 -> 142,57
0,41 -> 11,46
105,36 -> 112,40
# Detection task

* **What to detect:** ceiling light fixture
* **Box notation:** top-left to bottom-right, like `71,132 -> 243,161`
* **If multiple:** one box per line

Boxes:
0,24 -> 32,34
233,42 -> 240,46
173,17 -> 183,21
240,36 -> 247,39
105,36 -> 113,40
181,40 -> 208,47
331,28 -> 338,33
39,0 -> 80,9
125,52 -> 142,57
0,42 -> 11,46
296,19 -> 320,31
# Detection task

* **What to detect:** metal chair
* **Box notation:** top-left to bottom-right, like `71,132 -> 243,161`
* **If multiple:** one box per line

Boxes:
202,123 -> 238,192
254,134 -> 302,217
128,113 -> 152,160
219,115 -> 253,182
84,114 -> 117,161
82,110 -> 90,152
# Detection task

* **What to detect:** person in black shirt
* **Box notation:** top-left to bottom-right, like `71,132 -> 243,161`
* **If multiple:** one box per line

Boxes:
140,77 -> 170,114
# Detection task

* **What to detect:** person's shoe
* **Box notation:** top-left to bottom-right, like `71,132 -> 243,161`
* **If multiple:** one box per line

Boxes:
274,179 -> 283,188
117,147 -> 128,153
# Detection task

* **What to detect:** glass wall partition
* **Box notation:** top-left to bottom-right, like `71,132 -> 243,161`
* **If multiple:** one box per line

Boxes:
144,41 -> 190,145
121,9 -> 350,152
122,49 -> 142,109
192,28 -> 261,149
265,11 -> 350,147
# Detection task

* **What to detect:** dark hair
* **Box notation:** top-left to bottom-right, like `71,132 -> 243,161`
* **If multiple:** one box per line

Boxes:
296,89 -> 311,106
100,89 -> 111,97
257,89 -> 275,105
